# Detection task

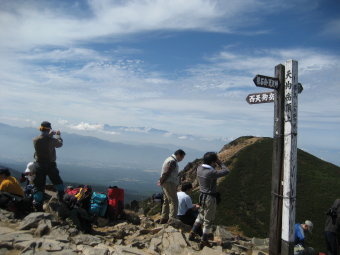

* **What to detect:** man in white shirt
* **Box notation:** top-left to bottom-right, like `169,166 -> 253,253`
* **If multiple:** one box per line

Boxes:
177,182 -> 199,226
159,149 -> 186,224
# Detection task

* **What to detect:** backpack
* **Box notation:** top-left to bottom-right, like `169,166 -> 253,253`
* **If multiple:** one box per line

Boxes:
64,185 -> 93,210
65,187 -> 81,196
152,193 -> 163,202
0,192 -> 33,216
326,207 -> 338,225
107,186 -> 124,219
89,192 -> 108,217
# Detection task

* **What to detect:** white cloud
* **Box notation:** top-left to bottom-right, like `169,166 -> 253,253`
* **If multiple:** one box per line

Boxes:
0,0 -> 298,50
69,122 -> 104,131
0,0 -> 338,165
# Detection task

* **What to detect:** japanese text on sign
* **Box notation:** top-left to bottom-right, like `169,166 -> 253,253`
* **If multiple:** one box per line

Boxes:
253,75 -> 280,90
246,92 -> 275,104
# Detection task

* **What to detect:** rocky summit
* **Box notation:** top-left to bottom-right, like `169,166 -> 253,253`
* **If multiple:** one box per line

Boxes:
0,202 -> 269,255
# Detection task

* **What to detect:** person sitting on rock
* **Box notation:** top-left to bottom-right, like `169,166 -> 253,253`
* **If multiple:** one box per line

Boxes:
0,167 -> 31,215
177,182 -> 199,226
20,162 -> 37,199
189,152 -> 230,249
0,167 -> 24,197
294,220 -> 315,255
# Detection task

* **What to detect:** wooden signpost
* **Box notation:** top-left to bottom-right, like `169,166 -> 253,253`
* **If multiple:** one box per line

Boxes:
248,60 -> 302,255
281,60 -> 299,255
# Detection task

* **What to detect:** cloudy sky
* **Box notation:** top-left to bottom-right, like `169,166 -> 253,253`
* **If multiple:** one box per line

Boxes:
0,0 -> 339,165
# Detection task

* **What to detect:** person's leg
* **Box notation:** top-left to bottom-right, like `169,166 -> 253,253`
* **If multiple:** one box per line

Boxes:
325,231 -> 337,255
32,163 -> 47,211
46,163 -> 64,201
160,184 -> 170,222
166,183 -> 178,220
200,195 -> 216,248
189,209 -> 203,240
184,209 -> 197,226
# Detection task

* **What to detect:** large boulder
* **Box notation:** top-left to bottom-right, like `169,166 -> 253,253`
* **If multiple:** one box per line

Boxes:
161,226 -> 190,255
18,212 -> 54,230
45,227 -> 71,243
34,219 -> 52,237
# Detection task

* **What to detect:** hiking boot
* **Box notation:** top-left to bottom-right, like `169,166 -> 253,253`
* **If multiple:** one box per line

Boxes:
199,240 -> 212,250
188,231 -> 198,241
207,233 -> 214,240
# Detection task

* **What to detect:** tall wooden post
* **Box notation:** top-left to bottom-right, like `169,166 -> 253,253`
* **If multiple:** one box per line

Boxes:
281,60 -> 299,255
269,64 -> 285,255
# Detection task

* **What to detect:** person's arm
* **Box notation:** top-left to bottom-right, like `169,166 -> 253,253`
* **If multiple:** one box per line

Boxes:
212,163 -> 230,178
53,131 -> 63,148
160,160 -> 177,185
295,226 -> 305,246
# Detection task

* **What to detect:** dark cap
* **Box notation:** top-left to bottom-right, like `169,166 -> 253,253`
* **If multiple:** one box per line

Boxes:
41,121 -> 52,129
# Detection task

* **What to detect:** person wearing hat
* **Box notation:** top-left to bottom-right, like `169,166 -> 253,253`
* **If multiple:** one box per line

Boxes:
294,220 -> 315,255
20,162 -> 37,198
189,152 -> 230,249
32,121 -> 64,211
0,167 -> 24,197
20,162 -> 36,184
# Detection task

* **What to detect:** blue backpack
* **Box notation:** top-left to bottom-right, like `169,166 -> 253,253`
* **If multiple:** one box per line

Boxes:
89,192 -> 108,217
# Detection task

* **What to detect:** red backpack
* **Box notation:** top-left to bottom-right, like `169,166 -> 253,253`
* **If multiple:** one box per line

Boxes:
65,187 -> 81,196
107,186 -> 124,219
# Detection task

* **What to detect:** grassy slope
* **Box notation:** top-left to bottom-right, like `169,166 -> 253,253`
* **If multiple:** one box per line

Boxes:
215,137 -> 340,252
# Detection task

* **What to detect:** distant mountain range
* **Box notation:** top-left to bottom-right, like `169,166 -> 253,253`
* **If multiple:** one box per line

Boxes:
0,122 -> 203,197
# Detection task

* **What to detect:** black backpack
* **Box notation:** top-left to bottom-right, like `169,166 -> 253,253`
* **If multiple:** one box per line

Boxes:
326,207 -> 338,225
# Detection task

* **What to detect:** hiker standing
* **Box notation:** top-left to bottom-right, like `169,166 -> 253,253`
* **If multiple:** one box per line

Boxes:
294,220 -> 314,255
189,152 -> 229,249
325,199 -> 340,255
159,149 -> 186,224
32,121 -> 64,211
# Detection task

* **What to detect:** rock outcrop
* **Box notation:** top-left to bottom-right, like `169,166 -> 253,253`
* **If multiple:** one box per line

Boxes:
0,207 -> 269,255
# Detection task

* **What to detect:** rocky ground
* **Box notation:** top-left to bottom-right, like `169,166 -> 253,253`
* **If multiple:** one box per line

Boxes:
0,200 -> 270,255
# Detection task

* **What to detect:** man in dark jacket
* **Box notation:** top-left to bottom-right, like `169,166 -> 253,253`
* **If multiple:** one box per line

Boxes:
325,199 -> 340,255
189,152 -> 229,249
32,121 -> 64,211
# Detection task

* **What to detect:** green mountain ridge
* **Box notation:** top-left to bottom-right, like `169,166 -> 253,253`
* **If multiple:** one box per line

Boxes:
180,136 -> 340,252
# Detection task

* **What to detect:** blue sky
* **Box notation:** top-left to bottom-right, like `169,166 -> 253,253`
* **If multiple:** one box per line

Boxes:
0,0 -> 339,165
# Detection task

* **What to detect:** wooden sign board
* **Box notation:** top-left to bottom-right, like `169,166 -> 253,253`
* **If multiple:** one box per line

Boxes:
253,75 -> 280,90
246,91 -> 275,104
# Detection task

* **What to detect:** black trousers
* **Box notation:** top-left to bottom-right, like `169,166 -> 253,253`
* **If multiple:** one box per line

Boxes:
33,162 -> 63,192
177,209 -> 198,226
325,231 -> 339,255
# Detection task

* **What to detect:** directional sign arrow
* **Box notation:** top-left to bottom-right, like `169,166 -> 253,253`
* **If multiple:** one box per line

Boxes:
253,74 -> 280,90
298,83 -> 303,94
246,91 -> 275,104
